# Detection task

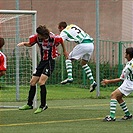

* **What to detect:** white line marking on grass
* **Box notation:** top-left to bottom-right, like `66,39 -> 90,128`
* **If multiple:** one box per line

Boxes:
0,102 -> 132,111
0,108 -> 17,111
0,103 -> 108,111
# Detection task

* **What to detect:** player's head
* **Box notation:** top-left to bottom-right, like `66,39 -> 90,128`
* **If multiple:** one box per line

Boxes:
0,37 -> 5,49
58,21 -> 67,32
36,25 -> 50,40
125,47 -> 133,60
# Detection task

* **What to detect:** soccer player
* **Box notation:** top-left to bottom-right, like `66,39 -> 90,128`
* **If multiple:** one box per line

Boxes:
0,37 -> 6,77
58,21 -> 97,92
101,47 -> 133,121
18,25 -> 68,114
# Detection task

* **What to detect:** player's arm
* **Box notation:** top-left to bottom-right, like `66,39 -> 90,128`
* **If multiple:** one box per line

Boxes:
17,42 -> 31,47
60,41 -> 69,59
101,78 -> 122,85
17,34 -> 37,47
55,35 -> 69,59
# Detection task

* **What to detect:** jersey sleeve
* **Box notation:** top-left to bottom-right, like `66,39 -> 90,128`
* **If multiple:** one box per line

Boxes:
29,34 -> 38,46
54,35 -> 63,46
60,31 -> 68,41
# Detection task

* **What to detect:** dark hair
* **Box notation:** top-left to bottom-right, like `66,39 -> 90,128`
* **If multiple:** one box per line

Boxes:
58,21 -> 67,29
126,47 -> 133,58
36,25 -> 50,38
0,37 -> 5,48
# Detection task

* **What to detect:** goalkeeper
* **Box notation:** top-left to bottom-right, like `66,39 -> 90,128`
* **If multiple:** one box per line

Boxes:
18,25 -> 68,114
101,47 -> 133,121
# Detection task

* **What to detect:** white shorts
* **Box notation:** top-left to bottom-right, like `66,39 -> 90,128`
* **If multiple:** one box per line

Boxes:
118,79 -> 133,96
68,43 -> 94,61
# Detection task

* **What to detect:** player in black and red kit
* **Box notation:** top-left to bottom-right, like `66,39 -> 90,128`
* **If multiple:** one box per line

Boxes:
18,25 -> 68,114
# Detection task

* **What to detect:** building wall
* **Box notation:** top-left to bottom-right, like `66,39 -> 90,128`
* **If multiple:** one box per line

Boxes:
122,0 -> 133,41
0,0 -> 133,41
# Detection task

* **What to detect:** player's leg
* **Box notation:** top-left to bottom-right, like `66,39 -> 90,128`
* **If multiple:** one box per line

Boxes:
119,101 -> 132,120
81,60 -> 97,92
104,80 -> 133,121
19,60 -> 45,110
60,59 -> 73,84
103,88 -> 131,121
81,43 -> 97,92
117,82 -> 133,120
34,59 -> 55,114
61,43 -> 92,84
34,74 -> 48,114
61,45 -> 82,84
103,89 -> 120,121
19,76 -> 39,110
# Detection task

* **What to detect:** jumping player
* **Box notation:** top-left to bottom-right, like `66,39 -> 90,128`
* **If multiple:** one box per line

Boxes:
18,25 -> 68,114
0,37 -> 6,77
101,47 -> 133,121
58,21 -> 97,92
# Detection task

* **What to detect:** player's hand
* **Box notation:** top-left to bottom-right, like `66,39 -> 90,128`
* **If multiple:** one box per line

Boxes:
101,79 -> 109,85
17,42 -> 24,47
63,51 -> 69,59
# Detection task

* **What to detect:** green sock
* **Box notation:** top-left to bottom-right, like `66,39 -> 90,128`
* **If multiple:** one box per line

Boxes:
110,99 -> 117,118
120,101 -> 130,116
82,64 -> 94,84
65,59 -> 72,79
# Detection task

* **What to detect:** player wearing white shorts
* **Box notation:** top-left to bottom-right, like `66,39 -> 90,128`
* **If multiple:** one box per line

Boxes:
58,21 -> 97,92
101,47 -> 133,121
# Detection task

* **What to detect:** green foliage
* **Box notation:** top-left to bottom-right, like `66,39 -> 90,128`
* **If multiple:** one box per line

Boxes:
48,59 -> 121,86
0,52 -> 125,88
99,62 -> 120,86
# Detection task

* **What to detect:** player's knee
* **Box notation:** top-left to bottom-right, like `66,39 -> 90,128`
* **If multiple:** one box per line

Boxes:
81,59 -> 87,66
110,91 -> 116,99
30,80 -> 36,86
38,80 -> 46,86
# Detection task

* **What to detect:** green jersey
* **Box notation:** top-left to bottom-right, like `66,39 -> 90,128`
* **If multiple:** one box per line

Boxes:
60,24 -> 93,44
120,59 -> 133,81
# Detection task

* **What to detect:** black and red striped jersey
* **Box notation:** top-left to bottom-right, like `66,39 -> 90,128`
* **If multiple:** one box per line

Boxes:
29,33 -> 63,60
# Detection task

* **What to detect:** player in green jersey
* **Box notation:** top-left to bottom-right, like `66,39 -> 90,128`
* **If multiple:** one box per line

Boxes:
58,21 -> 97,92
101,47 -> 133,121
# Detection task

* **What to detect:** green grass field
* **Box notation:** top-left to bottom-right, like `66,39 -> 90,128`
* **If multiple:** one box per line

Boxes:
0,85 -> 133,133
